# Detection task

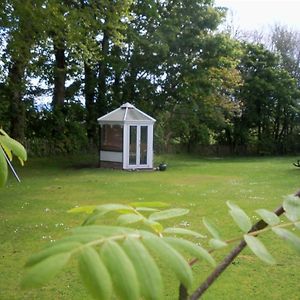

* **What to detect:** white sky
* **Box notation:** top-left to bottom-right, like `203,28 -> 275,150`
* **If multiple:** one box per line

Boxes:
214,0 -> 300,31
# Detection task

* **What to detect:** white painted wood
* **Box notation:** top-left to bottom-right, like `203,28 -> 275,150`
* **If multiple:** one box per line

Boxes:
123,124 -> 154,170
123,124 -> 129,169
100,151 -> 123,163
148,125 -> 154,168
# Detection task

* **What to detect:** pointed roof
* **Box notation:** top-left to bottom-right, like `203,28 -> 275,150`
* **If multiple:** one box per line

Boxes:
97,102 -> 156,125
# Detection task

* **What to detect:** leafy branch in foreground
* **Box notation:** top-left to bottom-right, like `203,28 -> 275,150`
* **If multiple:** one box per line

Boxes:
22,194 -> 300,300
0,128 -> 27,186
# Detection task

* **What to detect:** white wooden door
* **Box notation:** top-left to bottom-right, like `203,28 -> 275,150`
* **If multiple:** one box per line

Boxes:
124,124 -> 153,169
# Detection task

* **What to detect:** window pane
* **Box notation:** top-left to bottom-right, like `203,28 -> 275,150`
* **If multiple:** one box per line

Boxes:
129,126 -> 137,165
101,125 -> 123,151
140,126 -> 148,165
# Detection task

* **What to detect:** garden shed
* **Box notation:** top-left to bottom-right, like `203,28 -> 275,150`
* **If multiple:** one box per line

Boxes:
97,102 -> 156,170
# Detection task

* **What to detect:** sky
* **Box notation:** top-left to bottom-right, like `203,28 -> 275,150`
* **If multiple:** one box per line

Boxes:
214,0 -> 300,32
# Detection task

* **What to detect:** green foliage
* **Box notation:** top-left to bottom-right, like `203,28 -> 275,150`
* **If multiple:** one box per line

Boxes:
22,203 -> 210,299
0,128 -> 27,186
243,235 -> 276,265
272,228 -> 300,253
283,195 -> 300,222
227,201 -> 252,233
231,42 -> 300,154
100,240 -> 140,300
79,246 -> 113,300
122,237 -> 163,300
255,209 -> 280,226
21,252 -> 71,288
22,194 -> 300,299
0,146 -> 7,187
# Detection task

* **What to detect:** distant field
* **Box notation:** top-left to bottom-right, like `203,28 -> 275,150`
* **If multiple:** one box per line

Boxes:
0,154 -> 299,300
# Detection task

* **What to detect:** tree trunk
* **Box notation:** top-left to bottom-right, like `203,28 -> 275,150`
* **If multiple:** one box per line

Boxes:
53,42 -> 66,110
84,62 -> 97,144
97,30 -> 109,116
7,61 -> 26,142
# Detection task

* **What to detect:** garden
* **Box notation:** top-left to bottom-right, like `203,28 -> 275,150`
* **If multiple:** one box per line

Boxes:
1,154 -> 299,299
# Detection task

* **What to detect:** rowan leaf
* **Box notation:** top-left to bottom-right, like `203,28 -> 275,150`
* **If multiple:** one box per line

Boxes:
68,205 -> 97,214
71,225 -> 136,236
21,252 -> 71,288
53,234 -> 104,245
142,234 -> 193,289
0,148 -> 8,187
143,219 -> 164,233
129,201 -> 169,208
209,238 -> 228,250
0,128 -> 27,164
95,203 -> 134,214
135,207 -> 160,212
244,235 -> 276,265
149,208 -> 189,221
1,142 -> 12,161
100,240 -> 140,300
163,227 -> 206,238
283,195 -> 300,222
203,217 -> 221,239
255,209 -> 280,226
79,246 -> 112,300
82,211 -> 112,225
272,228 -> 300,253
164,237 -> 216,267
227,201 -> 252,233
123,237 -> 163,300
117,213 -> 144,225
25,241 -> 81,267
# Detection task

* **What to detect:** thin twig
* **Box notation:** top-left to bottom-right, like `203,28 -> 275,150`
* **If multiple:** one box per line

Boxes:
188,205 -> 285,300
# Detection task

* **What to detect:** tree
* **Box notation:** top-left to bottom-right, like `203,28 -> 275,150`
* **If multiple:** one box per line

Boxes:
232,43 -> 300,154
270,24 -> 300,85
1,0 -> 45,142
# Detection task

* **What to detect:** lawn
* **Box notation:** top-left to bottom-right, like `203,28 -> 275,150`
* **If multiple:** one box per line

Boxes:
0,154 -> 299,300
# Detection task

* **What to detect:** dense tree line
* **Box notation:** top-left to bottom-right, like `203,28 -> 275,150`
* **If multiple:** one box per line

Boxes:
1,0 -> 299,155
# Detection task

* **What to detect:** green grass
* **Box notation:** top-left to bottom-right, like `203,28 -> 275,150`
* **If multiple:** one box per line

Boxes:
0,154 -> 300,300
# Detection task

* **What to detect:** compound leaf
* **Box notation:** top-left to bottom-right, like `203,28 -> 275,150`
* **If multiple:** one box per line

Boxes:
100,240 -> 140,300
21,252 -> 71,288
79,246 -> 112,300
123,237 -> 163,300
142,234 -> 193,289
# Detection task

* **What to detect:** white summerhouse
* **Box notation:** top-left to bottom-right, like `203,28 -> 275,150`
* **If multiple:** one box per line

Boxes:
97,102 -> 156,170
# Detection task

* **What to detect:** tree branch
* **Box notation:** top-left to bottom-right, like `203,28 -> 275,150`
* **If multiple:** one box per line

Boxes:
179,189 -> 300,300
